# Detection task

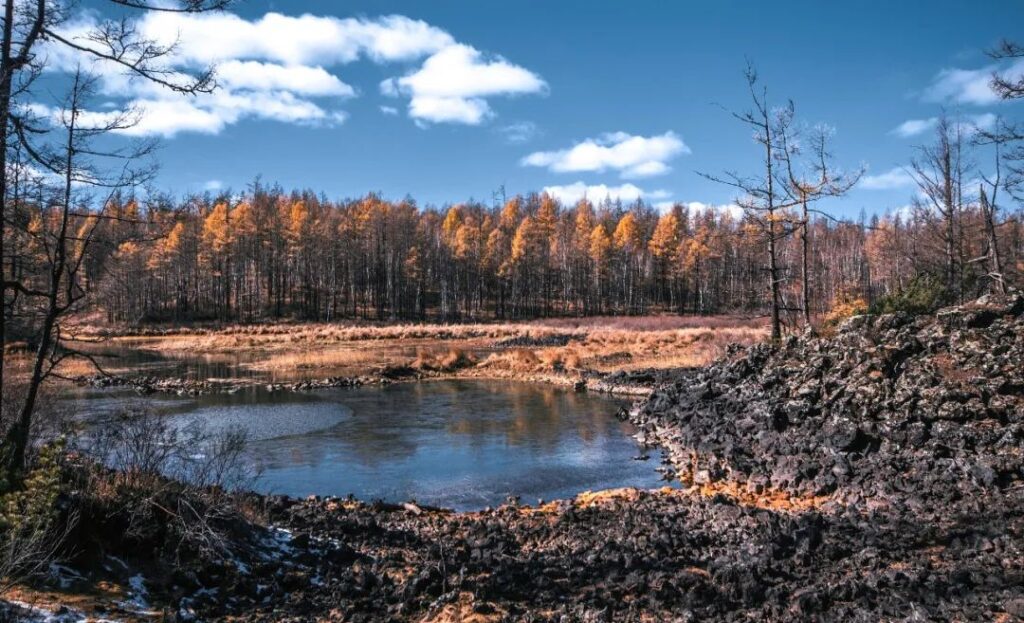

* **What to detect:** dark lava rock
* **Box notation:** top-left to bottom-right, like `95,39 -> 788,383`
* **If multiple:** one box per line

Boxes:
628,291 -> 1024,508
493,333 -> 578,348
52,293 -> 1024,622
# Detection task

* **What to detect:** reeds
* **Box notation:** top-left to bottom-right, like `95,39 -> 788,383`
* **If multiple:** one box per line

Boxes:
74,317 -> 769,379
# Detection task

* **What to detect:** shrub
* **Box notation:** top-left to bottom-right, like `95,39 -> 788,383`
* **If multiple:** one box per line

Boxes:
0,440 -> 73,592
870,274 -> 948,317
80,412 -> 261,563
412,348 -> 477,372
823,292 -> 869,328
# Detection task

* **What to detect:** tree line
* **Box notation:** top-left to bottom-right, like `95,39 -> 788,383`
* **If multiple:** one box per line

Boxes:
56,170 -> 1023,329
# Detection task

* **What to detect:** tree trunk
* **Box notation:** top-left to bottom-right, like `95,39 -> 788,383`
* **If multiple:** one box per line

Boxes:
801,194 -> 811,328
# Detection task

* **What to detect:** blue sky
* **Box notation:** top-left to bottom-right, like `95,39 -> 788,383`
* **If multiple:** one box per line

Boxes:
53,1 -> 1024,216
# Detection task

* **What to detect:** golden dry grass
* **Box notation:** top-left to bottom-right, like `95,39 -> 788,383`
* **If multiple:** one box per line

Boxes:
521,479 -> 829,517
478,326 -> 764,376
248,348 -> 402,372
49,357 -> 106,378
2,583 -> 157,622
70,316 -> 768,384
419,592 -> 505,623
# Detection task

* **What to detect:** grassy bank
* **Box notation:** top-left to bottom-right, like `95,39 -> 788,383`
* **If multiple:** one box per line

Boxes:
66,315 -> 768,393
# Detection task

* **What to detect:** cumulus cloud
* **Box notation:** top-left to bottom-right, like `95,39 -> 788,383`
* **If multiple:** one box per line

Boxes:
380,44 -> 546,124
29,90 -> 348,138
541,181 -> 670,205
215,61 -> 356,97
891,113 -> 997,139
682,201 -> 744,219
522,131 -> 689,179
654,201 -> 743,219
133,12 -> 455,66
972,112 -> 999,131
891,118 -> 938,138
41,10 -> 543,135
859,167 -> 915,190
922,59 -> 1024,106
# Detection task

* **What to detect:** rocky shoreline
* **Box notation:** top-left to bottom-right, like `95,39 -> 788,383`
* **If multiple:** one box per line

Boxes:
11,294 -> 1024,621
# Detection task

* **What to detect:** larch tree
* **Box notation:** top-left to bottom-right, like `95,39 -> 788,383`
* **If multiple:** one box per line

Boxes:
572,198 -> 596,313
649,207 -> 683,311
66,187 -> 1024,327
510,215 -> 544,316
588,224 -> 612,314
613,211 -> 644,314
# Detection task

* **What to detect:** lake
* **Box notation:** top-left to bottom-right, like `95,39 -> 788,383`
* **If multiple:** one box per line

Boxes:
69,379 -> 668,510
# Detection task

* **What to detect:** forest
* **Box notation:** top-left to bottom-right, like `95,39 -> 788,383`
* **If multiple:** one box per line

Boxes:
24,167 -> 1024,328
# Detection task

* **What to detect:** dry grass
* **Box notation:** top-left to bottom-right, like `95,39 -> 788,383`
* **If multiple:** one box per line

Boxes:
411,348 -> 477,372
479,326 -> 765,376
79,322 -> 561,352
530,314 -> 766,332
70,316 -> 768,384
419,592 -> 505,623
49,357 -> 105,379
1,583 -> 155,623
247,347 -> 403,373
685,480 -> 830,513
523,480 -> 828,516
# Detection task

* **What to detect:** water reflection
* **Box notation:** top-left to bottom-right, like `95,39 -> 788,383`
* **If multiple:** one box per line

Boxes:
70,380 -> 668,510
77,340 -> 432,382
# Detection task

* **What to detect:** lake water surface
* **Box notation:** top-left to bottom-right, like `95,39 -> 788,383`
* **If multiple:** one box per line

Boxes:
70,379 -> 668,510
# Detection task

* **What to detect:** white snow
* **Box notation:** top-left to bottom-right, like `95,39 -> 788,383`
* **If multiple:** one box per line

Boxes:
1,599 -> 122,623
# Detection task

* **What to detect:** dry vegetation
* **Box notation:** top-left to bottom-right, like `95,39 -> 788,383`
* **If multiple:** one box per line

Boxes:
70,315 -> 768,387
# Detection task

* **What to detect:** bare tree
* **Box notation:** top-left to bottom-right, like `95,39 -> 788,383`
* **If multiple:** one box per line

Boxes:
776,121 -> 863,327
0,0 -> 227,482
974,123 -> 1013,294
701,65 -> 799,341
1,68 -> 157,482
989,39 -> 1024,101
982,43 -> 1024,206
907,116 -> 972,302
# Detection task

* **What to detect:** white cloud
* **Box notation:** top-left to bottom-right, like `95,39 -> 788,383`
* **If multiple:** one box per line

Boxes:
541,181 -> 670,205
216,60 -> 355,97
41,10 -> 541,135
407,94 -> 491,125
522,131 -> 689,179
683,201 -> 744,219
497,121 -> 538,144
203,179 -> 223,191
891,204 -> 915,220
891,118 -> 938,138
860,167 -> 915,191
30,90 -> 347,138
891,113 -> 997,139
380,44 -> 546,125
380,105 -> 398,115
923,59 -> 1024,106
967,112 -> 997,133
134,12 -> 454,66
655,200 -> 743,219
